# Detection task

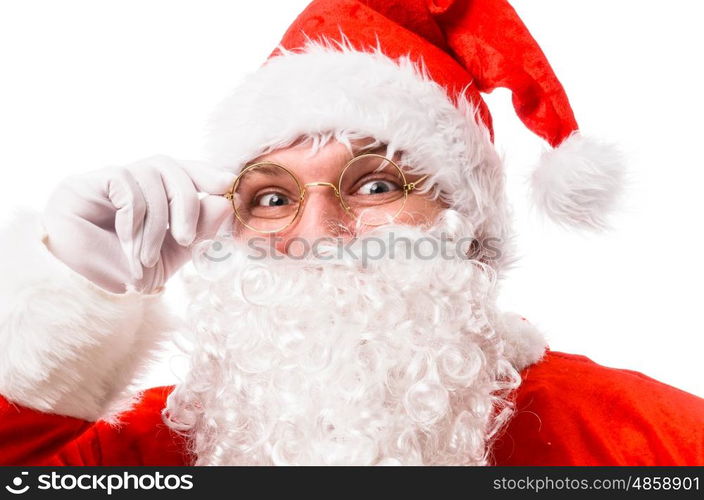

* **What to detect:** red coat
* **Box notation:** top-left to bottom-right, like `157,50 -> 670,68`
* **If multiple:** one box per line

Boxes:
1,350 -> 702,466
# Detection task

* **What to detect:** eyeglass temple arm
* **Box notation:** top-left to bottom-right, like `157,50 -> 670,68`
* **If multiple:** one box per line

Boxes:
404,174 -> 430,194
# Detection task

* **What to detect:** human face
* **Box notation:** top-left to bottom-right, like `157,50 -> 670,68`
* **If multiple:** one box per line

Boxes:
234,138 -> 449,255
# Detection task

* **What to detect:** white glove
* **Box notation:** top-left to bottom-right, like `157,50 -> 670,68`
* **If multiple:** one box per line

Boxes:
41,155 -> 234,294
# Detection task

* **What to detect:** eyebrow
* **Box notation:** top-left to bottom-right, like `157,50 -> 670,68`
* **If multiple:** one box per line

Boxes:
244,142 -> 395,170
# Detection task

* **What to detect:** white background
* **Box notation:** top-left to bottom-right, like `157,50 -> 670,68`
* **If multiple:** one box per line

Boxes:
1,1 -> 702,397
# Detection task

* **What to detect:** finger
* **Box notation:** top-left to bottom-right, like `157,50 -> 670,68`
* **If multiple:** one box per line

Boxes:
179,160 -> 235,195
130,165 -> 169,268
158,195 -> 233,278
195,195 -> 234,242
155,161 -> 200,246
106,168 -> 147,280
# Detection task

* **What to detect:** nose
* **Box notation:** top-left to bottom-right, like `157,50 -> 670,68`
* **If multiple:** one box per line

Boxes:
274,185 -> 354,256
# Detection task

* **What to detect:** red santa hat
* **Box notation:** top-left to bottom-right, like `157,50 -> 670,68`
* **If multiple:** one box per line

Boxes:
205,0 -> 624,231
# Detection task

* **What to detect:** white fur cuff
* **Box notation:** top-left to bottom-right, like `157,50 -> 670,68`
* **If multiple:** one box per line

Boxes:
0,210 -> 177,422
497,312 -> 548,371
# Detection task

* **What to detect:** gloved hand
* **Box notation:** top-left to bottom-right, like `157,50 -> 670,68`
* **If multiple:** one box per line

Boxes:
41,155 -> 234,294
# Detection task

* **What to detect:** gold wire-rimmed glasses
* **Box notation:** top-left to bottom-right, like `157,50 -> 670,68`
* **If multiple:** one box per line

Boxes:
224,153 -> 429,234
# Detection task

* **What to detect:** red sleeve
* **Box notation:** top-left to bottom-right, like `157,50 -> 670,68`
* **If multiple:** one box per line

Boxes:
492,351 -> 704,465
0,396 -> 92,465
1,386 -> 189,466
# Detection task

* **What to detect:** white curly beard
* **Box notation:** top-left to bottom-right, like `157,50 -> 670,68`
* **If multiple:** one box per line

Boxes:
163,210 -> 523,465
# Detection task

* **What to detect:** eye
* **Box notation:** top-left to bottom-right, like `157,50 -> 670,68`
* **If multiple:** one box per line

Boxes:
255,192 -> 291,207
355,179 -> 401,196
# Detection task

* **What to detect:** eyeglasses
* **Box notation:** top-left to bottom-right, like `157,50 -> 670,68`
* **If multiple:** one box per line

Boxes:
224,153 -> 429,234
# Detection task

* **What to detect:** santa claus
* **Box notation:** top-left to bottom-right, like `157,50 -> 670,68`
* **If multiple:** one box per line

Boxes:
0,0 -> 702,466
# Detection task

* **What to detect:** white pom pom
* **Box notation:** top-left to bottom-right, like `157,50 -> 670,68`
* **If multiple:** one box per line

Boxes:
531,132 -> 625,230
